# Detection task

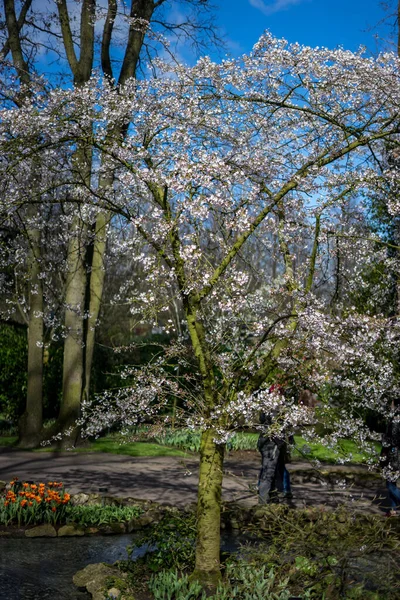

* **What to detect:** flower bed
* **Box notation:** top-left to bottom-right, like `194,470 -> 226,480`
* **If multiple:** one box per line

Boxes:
1,478 -> 71,526
0,479 -> 145,535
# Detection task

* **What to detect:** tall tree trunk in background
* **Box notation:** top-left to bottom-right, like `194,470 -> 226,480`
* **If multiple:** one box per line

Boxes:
53,0 -> 94,440
3,0 -> 44,447
18,223 -> 44,447
57,214 -> 87,438
82,208 -> 110,403
81,0 -> 155,404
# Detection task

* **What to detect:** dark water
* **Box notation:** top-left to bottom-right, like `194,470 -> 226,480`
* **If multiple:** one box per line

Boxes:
0,534 -> 137,600
0,533 -> 246,600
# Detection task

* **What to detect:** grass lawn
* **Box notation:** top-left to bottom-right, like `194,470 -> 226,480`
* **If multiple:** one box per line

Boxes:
0,432 -> 381,463
0,436 -> 18,447
292,435 -> 380,464
0,435 -> 188,457
79,437 -> 189,457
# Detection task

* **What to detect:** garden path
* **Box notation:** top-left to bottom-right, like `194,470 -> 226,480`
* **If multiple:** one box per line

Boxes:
0,448 -> 390,514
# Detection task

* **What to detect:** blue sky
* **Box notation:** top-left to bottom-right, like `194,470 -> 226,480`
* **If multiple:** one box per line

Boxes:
28,0 -> 397,78
214,0 -> 394,58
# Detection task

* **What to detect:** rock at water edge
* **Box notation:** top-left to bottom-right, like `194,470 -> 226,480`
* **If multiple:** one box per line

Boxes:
58,524 -> 85,537
73,562 -> 125,600
25,524 -> 57,538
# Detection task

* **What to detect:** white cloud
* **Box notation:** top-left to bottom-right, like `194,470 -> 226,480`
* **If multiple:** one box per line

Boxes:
249,0 -> 309,16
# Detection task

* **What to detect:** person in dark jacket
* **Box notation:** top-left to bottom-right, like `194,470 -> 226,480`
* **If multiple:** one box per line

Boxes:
257,411 -> 285,504
381,399 -> 400,516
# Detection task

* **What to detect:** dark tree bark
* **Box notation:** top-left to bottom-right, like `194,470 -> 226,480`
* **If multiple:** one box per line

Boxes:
2,0 -> 45,447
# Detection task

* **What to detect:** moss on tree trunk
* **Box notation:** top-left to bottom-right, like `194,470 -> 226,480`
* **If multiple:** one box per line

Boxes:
57,215 -> 86,443
192,428 -> 225,588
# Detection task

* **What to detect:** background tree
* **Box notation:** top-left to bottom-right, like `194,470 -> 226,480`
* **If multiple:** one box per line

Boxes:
0,0 -> 221,444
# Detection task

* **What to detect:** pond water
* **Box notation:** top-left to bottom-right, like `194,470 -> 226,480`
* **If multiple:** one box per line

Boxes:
0,534 -> 136,600
0,533 -> 245,600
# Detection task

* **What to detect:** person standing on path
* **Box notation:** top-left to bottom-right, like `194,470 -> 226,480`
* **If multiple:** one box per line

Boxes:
257,383 -> 294,503
257,412 -> 285,504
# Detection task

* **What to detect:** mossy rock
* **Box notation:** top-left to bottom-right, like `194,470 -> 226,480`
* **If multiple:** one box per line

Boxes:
73,562 -> 127,600
71,493 -> 90,506
25,524 -> 56,537
101,522 -> 126,535
58,524 -> 85,537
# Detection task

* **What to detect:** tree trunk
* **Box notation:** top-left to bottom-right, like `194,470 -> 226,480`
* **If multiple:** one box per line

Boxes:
18,229 -> 43,448
192,428 -> 225,587
82,209 -> 110,403
57,215 -> 86,442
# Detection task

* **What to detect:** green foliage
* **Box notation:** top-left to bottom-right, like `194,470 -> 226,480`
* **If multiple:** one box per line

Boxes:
148,565 -> 301,600
64,503 -> 143,527
227,432 -> 260,451
42,344 -> 63,420
0,323 -> 64,423
212,563 -> 296,600
128,511 -> 197,572
0,436 -> 17,447
153,427 -> 376,464
116,508 -> 400,600
350,259 -> 397,318
243,507 -> 400,599
103,575 -> 130,598
0,323 -> 27,422
154,429 -> 260,453
154,429 -> 202,452
91,333 -> 174,393
149,570 -> 203,600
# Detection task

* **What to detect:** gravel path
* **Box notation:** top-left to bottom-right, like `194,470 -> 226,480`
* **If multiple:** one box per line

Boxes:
0,447 -> 390,514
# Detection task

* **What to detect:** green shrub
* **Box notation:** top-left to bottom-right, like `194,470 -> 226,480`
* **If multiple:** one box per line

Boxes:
128,511 -> 197,572
0,323 -> 27,422
149,570 -> 203,600
243,507 -> 400,599
153,429 -> 260,453
228,432 -> 259,451
148,566 -> 301,600
154,429 -> 201,452
0,323 -> 64,423
64,503 -> 142,527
